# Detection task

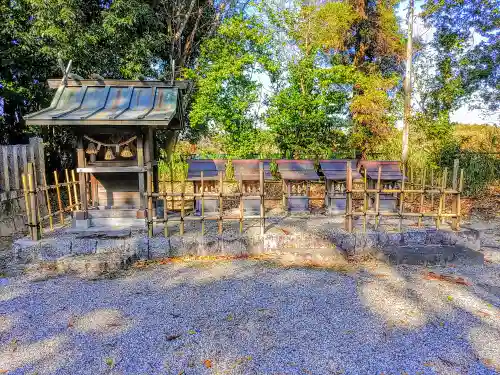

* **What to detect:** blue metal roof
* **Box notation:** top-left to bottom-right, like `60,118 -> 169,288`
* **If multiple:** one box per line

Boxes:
25,82 -> 181,127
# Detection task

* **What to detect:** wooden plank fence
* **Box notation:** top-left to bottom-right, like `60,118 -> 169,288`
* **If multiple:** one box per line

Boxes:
0,138 -> 46,236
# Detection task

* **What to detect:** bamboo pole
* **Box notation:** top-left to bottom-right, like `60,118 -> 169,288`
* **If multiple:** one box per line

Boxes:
375,166 -> 381,229
65,169 -> 73,211
27,163 -> 41,241
260,161 -> 265,235
345,161 -> 353,233
180,179 -> 185,236
363,171 -> 367,232
452,159 -> 460,230
169,162 -> 174,211
457,169 -> 463,230
54,171 -> 64,225
430,169 -> 435,210
163,179 -> 168,237
418,168 -> 426,227
200,171 -> 205,236
43,173 -> 53,231
239,179 -> 244,234
282,180 -> 286,209
218,171 -> 223,235
399,167 -> 406,232
437,167 -> 447,229
21,174 -> 31,235
71,170 -> 79,211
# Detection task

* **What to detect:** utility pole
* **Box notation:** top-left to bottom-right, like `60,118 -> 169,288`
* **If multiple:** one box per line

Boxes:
402,0 -> 414,165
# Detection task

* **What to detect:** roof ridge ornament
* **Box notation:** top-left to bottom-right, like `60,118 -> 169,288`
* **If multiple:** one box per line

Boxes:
58,56 -> 72,86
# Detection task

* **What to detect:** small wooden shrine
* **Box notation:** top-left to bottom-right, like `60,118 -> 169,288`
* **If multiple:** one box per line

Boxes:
276,160 -> 319,213
25,74 -> 187,228
320,160 -> 361,214
358,160 -> 406,211
232,160 -> 272,215
187,159 -> 226,215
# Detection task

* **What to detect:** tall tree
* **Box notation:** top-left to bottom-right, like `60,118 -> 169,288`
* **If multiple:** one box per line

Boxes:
187,16 -> 279,158
422,0 -> 499,115
1,0 -> 247,167
265,0 -> 403,158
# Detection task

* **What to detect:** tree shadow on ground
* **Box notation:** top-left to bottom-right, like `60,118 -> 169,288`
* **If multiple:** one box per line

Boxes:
0,247 -> 499,374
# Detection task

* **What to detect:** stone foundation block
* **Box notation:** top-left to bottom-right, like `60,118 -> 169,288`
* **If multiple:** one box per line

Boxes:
148,237 -> 170,259
378,232 -> 402,247
403,229 -> 427,245
221,233 -> 248,256
71,239 -> 97,255
38,240 -> 72,261
339,234 -> 355,253
95,239 -> 126,254
125,237 -> 149,259
169,236 -> 201,257
198,235 -> 221,256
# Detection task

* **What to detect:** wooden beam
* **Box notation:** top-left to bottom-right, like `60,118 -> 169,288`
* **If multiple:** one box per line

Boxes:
137,133 -> 146,212
77,136 -> 88,214
47,79 -> 190,89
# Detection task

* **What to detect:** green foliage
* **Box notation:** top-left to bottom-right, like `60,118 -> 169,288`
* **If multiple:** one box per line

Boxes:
158,142 -> 190,182
422,0 -> 499,112
224,159 -> 235,181
266,57 -> 352,159
263,1 -> 403,159
187,16 -> 279,158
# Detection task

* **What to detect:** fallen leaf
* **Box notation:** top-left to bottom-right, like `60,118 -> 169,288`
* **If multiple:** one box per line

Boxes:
477,311 -> 490,317
447,295 -> 454,302
226,314 -> 234,321
188,329 -> 197,335
424,272 -> 471,286
203,359 -> 212,368
0,370 -> 8,374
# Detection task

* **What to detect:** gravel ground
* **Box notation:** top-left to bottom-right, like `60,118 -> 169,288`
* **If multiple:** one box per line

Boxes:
1,253 -> 499,375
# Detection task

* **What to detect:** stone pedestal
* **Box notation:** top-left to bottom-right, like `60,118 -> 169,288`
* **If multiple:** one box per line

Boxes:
288,196 -> 309,213
243,197 -> 261,215
195,198 -> 219,216
379,194 -> 398,212
72,211 -> 90,229
136,209 -> 147,219
327,193 -> 347,214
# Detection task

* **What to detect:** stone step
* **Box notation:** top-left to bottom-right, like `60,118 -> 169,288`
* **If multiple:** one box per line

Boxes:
88,209 -> 139,219
90,217 -> 146,228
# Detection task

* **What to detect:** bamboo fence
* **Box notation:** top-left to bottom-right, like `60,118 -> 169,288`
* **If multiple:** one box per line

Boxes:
148,160 -> 464,237
18,159 -> 464,240
20,162 -> 80,240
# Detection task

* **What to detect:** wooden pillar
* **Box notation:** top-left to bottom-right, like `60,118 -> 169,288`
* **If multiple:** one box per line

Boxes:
145,128 -> 154,236
136,132 -> 146,218
75,135 -> 88,221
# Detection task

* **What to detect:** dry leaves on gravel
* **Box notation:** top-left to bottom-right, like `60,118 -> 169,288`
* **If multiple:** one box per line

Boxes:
423,271 -> 471,286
